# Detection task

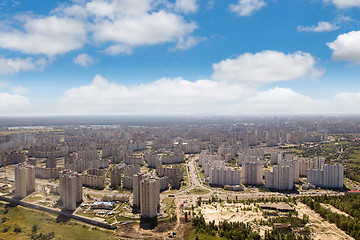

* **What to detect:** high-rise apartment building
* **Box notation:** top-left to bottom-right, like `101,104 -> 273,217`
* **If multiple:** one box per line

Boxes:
242,161 -> 263,185
15,163 -> 35,198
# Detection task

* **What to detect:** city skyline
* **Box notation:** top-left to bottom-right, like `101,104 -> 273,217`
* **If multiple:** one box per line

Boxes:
0,0 -> 360,116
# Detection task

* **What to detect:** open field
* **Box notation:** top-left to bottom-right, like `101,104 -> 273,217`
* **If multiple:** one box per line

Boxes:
0,201 -> 115,240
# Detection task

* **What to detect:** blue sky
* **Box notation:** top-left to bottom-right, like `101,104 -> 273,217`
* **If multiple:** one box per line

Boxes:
0,0 -> 360,116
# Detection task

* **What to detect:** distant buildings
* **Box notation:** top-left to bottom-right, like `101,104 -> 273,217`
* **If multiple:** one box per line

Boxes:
45,157 -> 57,169
82,169 -> 105,189
110,166 -> 122,188
156,164 -> 183,189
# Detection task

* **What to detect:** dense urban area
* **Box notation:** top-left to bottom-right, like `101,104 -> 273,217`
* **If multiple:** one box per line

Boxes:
0,116 -> 360,240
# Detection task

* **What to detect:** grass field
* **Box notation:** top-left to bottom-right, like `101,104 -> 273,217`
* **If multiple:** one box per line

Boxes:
186,230 -> 227,240
349,150 -> 360,163
0,202 -> 115,240
189,188 -> 210,195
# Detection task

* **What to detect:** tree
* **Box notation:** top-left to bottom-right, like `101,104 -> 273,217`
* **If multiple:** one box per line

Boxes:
32,224 -> 38,233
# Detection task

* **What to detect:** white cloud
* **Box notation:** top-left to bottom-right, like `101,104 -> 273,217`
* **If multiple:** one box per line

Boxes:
172,36 -> 206,51
175,0 -> 198,13
327,30 -> 360,63
104,44 -> 133,55
334,91 -> 360,112
11,86 -> 28,94
0,0 -> 201,57
91,10 -> 197,48
60,75 -> 254,115
298,21 -> 339,32
230,0 -> 266,16
0,57 -> 46,75
0,81 -> 7,88
0,92 -> 30,114
335,91 -> 360,102
0,16 -> 87,56
238,88 -> 331,114
73,53 -> 98,67
211,50 -> 323,84
59,75 -> 340,115
85,0 -> 153,19
324,0 -> 360,8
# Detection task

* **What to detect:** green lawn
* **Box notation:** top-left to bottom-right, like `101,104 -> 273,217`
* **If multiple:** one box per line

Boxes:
189,188 -> 210,195
0,202 -> 115,240
349,150 -> 360,163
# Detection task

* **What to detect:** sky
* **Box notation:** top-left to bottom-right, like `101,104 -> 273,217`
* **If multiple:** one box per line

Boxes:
0,0 -> 360,116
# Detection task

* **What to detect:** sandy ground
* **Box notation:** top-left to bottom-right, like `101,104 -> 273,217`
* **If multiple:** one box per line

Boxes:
296,202 -> 353,240
200,202 -> 272,236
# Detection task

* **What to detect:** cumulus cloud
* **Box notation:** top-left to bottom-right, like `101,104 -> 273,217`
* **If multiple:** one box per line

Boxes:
0,92 -> 30,114
0,16 -> 87,56
298,21 -> 339,32
211,50 -> 323,84
230,0 -> 266,16
175,0 -> 198,13
0,57 -> 46,75
171,36 -> 207,51
58,75 -> 340,115
59,0 -> 199,55
237,88 -> 331,114
327,30 -> 360,63
104,44 -> 133,55
11,86 -> 28,94
91,10 -> 197,49
60,75 -> 254,115
335,91 -> 360,102
73,53 -> 98,67
324,0 -> 360,8
333,91 -> 360,112
0,0 -> 201,57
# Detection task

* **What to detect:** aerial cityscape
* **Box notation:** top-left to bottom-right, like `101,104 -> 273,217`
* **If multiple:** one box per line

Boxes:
0,116 -> 360,239
1,0 -> 360,239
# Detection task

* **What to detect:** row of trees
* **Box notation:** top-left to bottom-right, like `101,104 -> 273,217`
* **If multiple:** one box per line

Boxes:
192,215 -> 311,240
311,194 -> 360,219
301,197 -> 360,240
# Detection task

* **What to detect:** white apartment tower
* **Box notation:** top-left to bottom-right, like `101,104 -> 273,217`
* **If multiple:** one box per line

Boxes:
242,161 -> 263,185
133,173 -> 146,209
15,164 -> 35,198
209,166 -> 241,186
59,170 -> 82,211
307,163 -> 344,189
140,177 -> 160,218
265,165 -> 293,190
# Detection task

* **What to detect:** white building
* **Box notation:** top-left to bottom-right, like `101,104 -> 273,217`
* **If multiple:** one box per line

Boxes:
133,173 -> 160,218
15,163 -> 35,198
59,170 -> 82,211
278,160 -> 299,183
242,161 -> 263,185
265,165 -> 293,190
307,163 -> 344,189
140,177 -> 160,218
209,166 -> 241,187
